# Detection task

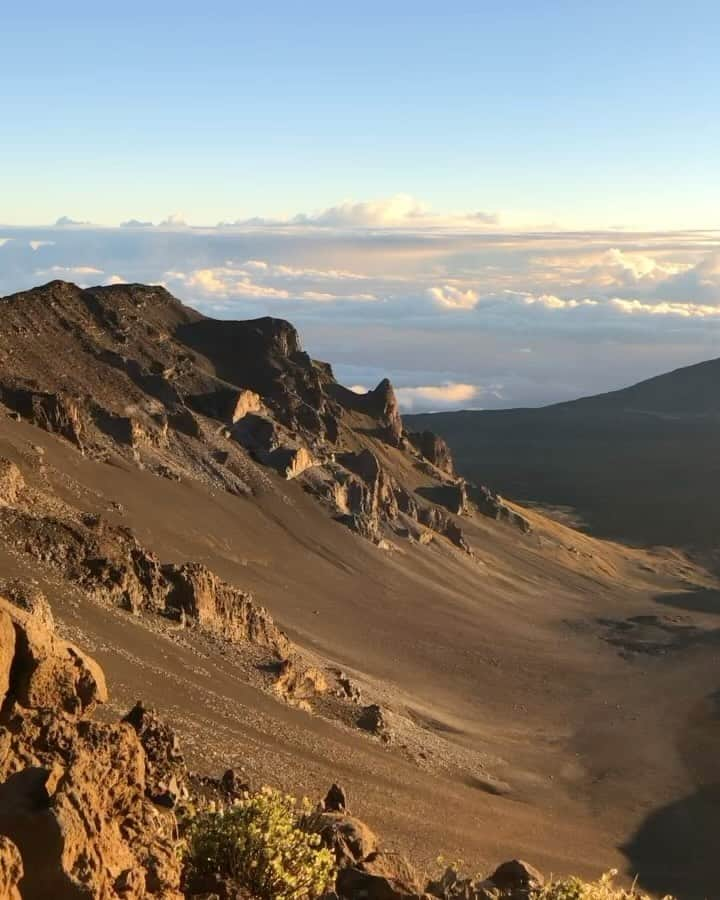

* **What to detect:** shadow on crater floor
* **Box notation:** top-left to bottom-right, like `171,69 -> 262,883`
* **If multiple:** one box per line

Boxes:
623,784 -> 720,899
656,587 -> 720,616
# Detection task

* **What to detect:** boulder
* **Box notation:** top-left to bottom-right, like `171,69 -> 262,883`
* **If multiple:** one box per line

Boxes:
357,704 -> 392,741
322,783 -> 348,813
168,405 -> 202,438
0,596 -> 107,717
273,657 -> 328,706
426,866 -> 490,899
230,389 -> 263,423
337,859 -> 425,900
311,811 -> 379,867
487,859 -> 544,896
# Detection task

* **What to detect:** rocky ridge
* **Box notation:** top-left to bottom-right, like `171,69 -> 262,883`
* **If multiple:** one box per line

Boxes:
0,281 -> 528,554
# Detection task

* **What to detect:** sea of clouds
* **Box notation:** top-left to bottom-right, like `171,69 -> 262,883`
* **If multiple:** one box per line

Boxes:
2,196 -> 720,411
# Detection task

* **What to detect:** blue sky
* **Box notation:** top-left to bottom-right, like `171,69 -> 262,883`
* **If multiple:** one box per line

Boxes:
2,4 -> 720,411
2,2 -> 719,228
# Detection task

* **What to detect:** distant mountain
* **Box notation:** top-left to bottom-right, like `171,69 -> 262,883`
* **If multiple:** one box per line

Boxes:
407,357 -> 720,554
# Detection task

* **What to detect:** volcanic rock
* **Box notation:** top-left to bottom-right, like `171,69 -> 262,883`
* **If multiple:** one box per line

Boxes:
311,811 -> 379,867
0,836 -> 23,900
409,430 -> 454,475
357,704 -> 392,740
0,385 -> 85,449
322,782 -> 348,813
0,591 -> 182,898
122,700 -> 189,808
471,485 -> 531,534
230,389 -> 263,423
0,458 -> 24,507
0,596 -> 107,716
487,859 -> 544,896
163,562 -> 290,655
337,850 -> 425,900
272,657 -> 329,707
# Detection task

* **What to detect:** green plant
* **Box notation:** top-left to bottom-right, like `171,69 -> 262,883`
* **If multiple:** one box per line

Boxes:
183,786 -> 336,900
534,870 -> 675,900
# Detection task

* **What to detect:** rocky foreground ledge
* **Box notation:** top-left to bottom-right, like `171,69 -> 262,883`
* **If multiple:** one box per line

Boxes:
0,586 -> 548,899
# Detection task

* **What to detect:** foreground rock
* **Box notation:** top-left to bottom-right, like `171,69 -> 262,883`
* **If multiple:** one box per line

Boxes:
0,594 -> 183,898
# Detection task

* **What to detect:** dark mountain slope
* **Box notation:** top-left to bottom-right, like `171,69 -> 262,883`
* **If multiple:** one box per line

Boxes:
407,357 -> 720,553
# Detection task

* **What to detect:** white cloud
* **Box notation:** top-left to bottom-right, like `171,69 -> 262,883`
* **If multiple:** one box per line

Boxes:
294,194 -> 428,227
610,297 -> 720,318
168,267 -> 290,299
29,240 -> 55,251
105,274 -> 127,285
55,216 -> 91,226
520,293 -> 599,310
395,382 -> 482,412
536,247 -> 690,289
0,238 -> 12,248
221,194 -> 500,231
655,250 -> 720,302
429,284 -> 479,310
165,263 -> 377,304
37,265 -> 104,278
120,219 -> 154,228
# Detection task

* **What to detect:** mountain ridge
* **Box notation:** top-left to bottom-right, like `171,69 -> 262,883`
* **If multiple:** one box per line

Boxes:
407,353 -> 720,554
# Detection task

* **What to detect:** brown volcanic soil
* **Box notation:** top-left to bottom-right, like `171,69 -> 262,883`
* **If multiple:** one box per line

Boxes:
0,283 -> 719,898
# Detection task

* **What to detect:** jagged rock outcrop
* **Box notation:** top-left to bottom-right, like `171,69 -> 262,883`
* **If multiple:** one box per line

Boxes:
122,701 -> 189,808
230,388 -> 263,423
364,379 -> 404,447
409,430 -> 454,475
0,509 -> 168,614
0,479 -> 293,658
0,594 -> 182,898
0,385 -> 85,449
163,562 -> 291,656
470,485 -> 531,534
272,656 -> 329,708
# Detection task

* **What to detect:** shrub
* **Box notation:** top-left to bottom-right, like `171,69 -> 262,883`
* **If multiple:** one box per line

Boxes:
534,870 -> 675,900
183,786 -> 337,900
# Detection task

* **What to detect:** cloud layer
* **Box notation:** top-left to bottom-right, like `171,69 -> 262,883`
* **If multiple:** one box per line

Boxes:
1,215 -> 720,411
